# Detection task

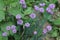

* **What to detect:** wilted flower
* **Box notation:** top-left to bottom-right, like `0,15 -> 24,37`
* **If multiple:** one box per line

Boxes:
34,5 -> 40,11
17,19 -> 23,25
11,25 -> 16,30
43,29 -> 47,34
16,14 -> 21,19
48,4 -> 55,9
46,25 -> 52,31
33,31 -> 37,35
25,22 -> 30,27
29,13 -> 36,19
2,32 -> 7,36
39,3 -> 45,7
39,8 -> 44,13
6,26 -> 11,30
12,29 -> 17,33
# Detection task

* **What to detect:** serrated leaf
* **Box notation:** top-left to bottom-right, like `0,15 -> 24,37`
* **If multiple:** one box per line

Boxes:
0,11 -> 5,22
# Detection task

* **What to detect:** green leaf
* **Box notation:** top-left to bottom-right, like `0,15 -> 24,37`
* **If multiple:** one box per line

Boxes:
43,12 -> 51,20
0,11 -> 5,22
51,30 -> 58,37
0,0 -> 4,10
0,31 -> 2,40
8,8 -> 24,18
53,18 -> 60,25
14,34 -> 20,40
24,7 -> 33,15
50,0 -> 57,3
2,37 -> 8,40
1,21 -> 14,36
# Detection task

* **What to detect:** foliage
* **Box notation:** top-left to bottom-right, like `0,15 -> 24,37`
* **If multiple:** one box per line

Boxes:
0,0 -> 59,40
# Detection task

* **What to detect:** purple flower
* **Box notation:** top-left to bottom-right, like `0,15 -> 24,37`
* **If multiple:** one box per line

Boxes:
6,26 -> 11,30
2,32 -> 7,36
11,25 -> 16,30
20,0 -> 25,4
46,7 -> 52,13
34,5 -> 39,11
39,8 -> 44,13
16,14 -> 21,19
22,4 -> 27,8
46,7 -> 54,14
46,25 -> 52,31
17,19 -> 23,25
48,4 -> 55,9
33,31 -> 37,35
43,29 -> 47,34
39,3 -> 45,6
25,22 -> 30,27
29,13 -> 36,19
12,29 -> 17,33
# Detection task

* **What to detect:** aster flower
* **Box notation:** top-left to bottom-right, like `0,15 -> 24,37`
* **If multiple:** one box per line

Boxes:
24,22 -> 30,28
16,14 -> 21,19
46,25 -> 52,31
48,4 -> 55,9
33,31 -> 37,35
12,29 -> 17,33
17,19 -> 23,25
11,25 -> 16,30
43,29 -> 47,34
2,32 -> 7,36
6,26 -> 11,30
29,13 -> 36,19
39,3 -> 45,7
39,8 -> 44,13
34,5 -> 40,11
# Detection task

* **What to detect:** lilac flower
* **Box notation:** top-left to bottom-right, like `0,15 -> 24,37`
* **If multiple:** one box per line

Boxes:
2,32 -> 7,36
33,31 -> 37,35
46,7 -> 52,13
12,29 -> 17,33
49,11 -> 54,14
39,3 -> 45,6
34,5 -> 40,11
46,25 -> 52,31
48,4 -> 55,9
11,25 -> 16,30
16,14 -> 21,19
43,29 -> 47,34
39,8 -> 44,13
20,0 -> 25,4
25,22 -> 30,27
17,19 -> 23,25
29,13 -> 36,19
6,26 -> 11,30
22,4 -> 27,8
46,7 -> 54,14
